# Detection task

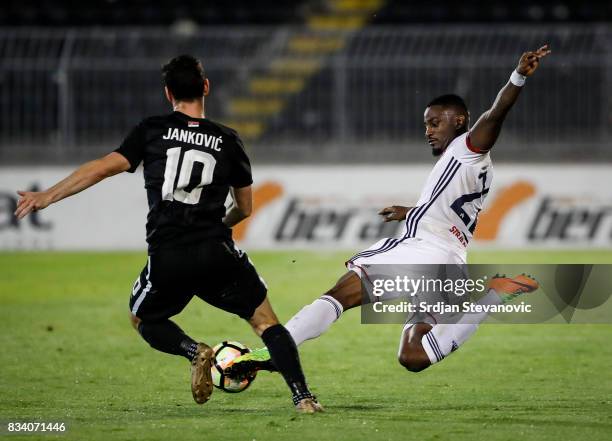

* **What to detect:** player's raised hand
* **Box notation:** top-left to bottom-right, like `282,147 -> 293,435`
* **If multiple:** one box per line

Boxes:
378,205 -> 410,222
14,190 -> 52,220
516,44 -> 551,77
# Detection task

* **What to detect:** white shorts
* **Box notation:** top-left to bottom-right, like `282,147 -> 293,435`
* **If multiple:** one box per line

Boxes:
347,237 -> 467,326
346,237 -> 466,278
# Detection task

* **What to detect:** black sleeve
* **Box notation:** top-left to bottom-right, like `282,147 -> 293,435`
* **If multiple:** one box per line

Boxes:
114,122 -> 146,173
230,133 -> 253,188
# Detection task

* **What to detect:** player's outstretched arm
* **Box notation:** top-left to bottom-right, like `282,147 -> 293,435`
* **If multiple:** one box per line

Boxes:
223,185 -> 253,228
468,44 -> 551,152
14,152 -> 131,220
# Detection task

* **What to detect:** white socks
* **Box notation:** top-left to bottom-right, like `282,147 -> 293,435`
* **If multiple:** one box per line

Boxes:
421,290 -> 501,364
284,289 -> 502,366
285,295 -> 344,346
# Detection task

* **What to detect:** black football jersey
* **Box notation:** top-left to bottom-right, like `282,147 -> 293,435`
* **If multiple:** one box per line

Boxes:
114,111 -> 252,253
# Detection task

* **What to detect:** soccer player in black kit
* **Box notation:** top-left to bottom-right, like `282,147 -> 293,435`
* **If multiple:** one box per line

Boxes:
14,55 -> 323,413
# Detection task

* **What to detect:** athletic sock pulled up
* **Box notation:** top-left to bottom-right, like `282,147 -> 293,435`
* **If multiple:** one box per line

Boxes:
284,295 -> 344,346
261,324 -> 312,403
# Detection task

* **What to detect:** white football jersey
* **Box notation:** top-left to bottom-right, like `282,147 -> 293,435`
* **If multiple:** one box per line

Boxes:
399,132 -> 493,256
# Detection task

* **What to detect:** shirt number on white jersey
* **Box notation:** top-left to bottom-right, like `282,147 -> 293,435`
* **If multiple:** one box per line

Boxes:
450,171 -> 490,234
162,147 -> 217,204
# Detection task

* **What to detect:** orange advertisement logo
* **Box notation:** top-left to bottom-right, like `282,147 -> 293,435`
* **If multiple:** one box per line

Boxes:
234,180 -> 536,243
232,182 -> 284,241
475,181 -> 536,240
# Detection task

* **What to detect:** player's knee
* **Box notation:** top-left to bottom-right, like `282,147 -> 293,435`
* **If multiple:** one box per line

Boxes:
248,299 -> 280,336
129,313 -> 141,332
248,311 -> 280,337
249,321 -> 277,337
398,351 -> 430,373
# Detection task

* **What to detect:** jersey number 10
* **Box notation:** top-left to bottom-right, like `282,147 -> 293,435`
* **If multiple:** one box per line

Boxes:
162,147 -> 217,204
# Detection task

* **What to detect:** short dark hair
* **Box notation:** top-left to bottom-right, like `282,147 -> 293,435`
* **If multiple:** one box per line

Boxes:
426,94 -> 468,113
161,55 -> 205,101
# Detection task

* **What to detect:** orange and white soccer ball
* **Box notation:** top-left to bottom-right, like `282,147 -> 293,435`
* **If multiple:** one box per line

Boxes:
210,341 -> 256,393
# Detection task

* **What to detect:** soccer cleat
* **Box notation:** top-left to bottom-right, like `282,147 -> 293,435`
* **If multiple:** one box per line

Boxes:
191,342 -> 214,404
224,347 -> 276,379
295,397 -> 324,414
488,273 -> 539,303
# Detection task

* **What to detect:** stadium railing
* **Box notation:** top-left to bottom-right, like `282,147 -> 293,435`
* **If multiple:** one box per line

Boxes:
1,25 -> 610,164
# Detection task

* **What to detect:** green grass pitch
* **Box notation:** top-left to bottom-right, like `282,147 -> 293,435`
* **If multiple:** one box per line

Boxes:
1,250 -> 611,441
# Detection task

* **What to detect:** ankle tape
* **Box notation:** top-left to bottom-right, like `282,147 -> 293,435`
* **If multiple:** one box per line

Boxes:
292,391 -> 314,406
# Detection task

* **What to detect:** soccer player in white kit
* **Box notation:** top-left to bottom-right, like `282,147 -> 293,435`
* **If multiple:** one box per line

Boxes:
230,45 -> 550,376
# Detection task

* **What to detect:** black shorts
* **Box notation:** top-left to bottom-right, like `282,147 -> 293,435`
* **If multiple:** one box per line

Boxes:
129,240 -> 267,321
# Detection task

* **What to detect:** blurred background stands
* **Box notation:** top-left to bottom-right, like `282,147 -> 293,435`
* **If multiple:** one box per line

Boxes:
1,0 -> 611,164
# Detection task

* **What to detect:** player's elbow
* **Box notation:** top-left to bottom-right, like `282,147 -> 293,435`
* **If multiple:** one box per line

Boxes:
241,206 -> 252,218
236,205 -> 252,219
94,169 -> 113,181
94,153 -> 131,179
88,160 -> 116,181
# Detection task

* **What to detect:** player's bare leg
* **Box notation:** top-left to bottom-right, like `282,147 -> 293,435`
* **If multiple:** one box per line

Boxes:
322,271 -> 364,310
247,297 -> 280,336
246,297 -> 323,413
397,274 -> 539,373
129,312 -> 213,404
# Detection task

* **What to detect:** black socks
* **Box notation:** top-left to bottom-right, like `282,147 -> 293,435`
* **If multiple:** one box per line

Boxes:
261,324 -> 312,403
138,320 -> 197,361
137,320 -> 313,403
